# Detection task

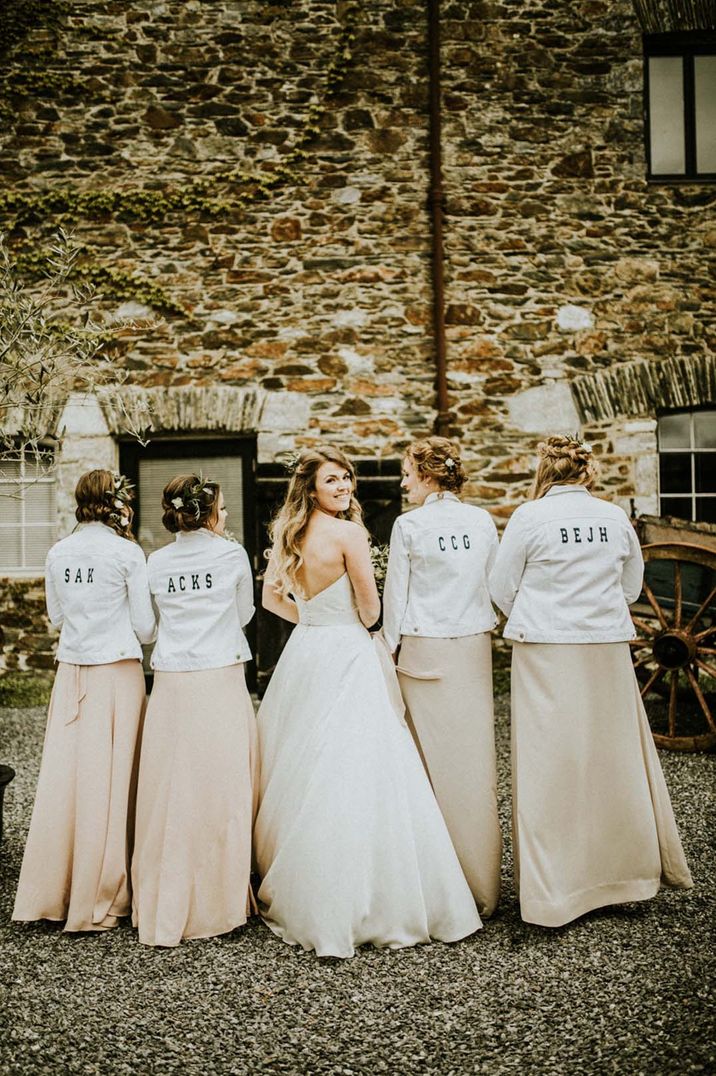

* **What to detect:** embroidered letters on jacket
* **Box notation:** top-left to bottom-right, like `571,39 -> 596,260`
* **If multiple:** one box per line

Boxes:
166,572 -> 213,593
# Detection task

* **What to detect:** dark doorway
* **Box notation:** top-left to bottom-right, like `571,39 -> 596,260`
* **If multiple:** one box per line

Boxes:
120,434 -> 257,689
254,457 -> 402,694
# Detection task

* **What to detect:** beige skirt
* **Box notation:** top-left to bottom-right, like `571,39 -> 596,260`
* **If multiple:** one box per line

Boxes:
511,642 -> 693,928
397,634 -> 502,918
131,664 -> 258,947
13,660 -> 146,931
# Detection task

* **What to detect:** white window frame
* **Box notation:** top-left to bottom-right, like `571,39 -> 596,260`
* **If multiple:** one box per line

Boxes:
644,31 -> 716,183
0,448 -> 57,577
657,410 -> 716,523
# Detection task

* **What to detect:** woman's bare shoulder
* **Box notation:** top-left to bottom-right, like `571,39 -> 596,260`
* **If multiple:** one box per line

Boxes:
323,516 -> 367,547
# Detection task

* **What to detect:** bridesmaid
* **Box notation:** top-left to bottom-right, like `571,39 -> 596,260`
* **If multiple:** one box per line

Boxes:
13,470 -> 155,932
382,436 -> 502,918
489,434 -> 693,927
131,474 -> 257,947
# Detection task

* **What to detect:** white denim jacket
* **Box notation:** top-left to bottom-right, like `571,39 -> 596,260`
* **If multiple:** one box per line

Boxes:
45,522 -> 156,665
489,486 -> 644,643
382,492 -> 499,653
148,529 -> 254,671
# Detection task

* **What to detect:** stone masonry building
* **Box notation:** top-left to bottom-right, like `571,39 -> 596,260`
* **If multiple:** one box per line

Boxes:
0,0 -> 714,682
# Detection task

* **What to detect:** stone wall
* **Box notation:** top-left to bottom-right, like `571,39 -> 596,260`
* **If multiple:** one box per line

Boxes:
1,0 -> 436,463
0,580 -> 56,675
439,0 -> 715,515
1,0 -> 714,673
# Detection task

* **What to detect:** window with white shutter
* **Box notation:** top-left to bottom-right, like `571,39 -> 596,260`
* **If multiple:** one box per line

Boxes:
0,450 -> 57,574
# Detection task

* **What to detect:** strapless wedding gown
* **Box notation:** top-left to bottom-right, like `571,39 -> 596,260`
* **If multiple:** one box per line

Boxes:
254,573 -> 482,957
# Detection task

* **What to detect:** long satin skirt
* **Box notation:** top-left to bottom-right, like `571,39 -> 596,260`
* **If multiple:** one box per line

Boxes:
511,641 -> 693,927
13,659 -> 146,931
131,664 -> 258,947
397,633 -> 502,918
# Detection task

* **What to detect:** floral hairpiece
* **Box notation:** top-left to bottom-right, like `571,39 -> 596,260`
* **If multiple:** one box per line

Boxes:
170,476 -> 216,521
107,472 -> 134,528
569,433 -> 593,454
445,456 -> 456,470
278,450 -> 301,475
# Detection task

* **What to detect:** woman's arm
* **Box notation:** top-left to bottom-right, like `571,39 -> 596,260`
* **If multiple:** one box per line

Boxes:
621,521 -> 645,605
44,553 -> 64,628
261,560 -> 299,624
381,519 -> 410,653
126,548 -> 157,644
342,523 -> 381,628
489,510 -> 528,617
234,545 -> 256,627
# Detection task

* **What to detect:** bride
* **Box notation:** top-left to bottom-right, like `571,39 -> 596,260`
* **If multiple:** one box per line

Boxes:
254,446 -> 482,958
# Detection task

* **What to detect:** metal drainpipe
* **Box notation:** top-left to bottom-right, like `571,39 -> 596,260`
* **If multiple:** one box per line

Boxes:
427,0 -> 450,437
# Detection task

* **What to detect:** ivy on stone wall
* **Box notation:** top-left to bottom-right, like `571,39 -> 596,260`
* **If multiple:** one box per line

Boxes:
0,5 -> 358,229
0,1 -> 358,313
0,0 -> 69,59
14,249 -> 187,317
0,0 -> 73,114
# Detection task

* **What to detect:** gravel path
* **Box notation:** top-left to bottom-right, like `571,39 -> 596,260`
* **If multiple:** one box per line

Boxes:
0,701 -> 713,1076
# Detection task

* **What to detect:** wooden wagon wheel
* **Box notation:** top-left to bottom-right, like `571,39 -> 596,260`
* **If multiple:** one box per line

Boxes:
630,542 -> 716,751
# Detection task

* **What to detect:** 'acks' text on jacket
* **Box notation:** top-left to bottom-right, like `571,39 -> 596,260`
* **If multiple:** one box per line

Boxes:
148,529 -> 254,671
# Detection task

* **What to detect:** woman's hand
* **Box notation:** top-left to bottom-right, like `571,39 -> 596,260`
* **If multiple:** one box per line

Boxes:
261,568 -> 299,624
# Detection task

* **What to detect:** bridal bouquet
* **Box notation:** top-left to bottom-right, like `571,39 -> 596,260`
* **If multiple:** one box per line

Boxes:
370,542 -> 390,597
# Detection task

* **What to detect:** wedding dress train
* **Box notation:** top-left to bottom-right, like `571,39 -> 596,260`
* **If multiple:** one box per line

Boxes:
254,573 -> 482,958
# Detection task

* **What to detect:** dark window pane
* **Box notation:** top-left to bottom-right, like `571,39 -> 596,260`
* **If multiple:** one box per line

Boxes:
660,496 -> 693,521
694,411 -> 716,449
695,56 -> 716,174
658,412 -> 691,449
695,453 -> 716,494
659,452 -> 692,494
695,498 -> 716,524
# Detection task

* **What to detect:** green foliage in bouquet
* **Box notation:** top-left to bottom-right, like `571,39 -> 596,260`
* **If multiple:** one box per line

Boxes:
370,543 -> 390,597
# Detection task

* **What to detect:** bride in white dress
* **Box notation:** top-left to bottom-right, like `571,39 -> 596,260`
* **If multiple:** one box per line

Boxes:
254,446 -> 482,958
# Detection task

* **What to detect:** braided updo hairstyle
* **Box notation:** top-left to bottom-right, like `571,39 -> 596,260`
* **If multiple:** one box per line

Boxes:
405,436 -> 467,494
74,470 -> 135,541
161,474 -> 220,533
531,435 -> 598,500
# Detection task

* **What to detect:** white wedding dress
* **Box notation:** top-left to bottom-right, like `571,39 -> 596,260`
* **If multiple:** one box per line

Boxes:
254,572 -> 482,958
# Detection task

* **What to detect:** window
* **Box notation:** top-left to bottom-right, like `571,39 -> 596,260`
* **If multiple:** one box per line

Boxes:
658,410 -> 716,523
119,437 -> 256,558
0,450 -> 57,573
120,435 -> 257,687
644,32 -> 716,181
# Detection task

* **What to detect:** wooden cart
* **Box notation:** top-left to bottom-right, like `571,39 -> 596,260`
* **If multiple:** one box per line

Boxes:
631,514 -> 716,751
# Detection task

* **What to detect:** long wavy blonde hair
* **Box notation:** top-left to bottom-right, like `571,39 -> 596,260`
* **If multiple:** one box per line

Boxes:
268,446 -> 364,597
531,435 -> 598,499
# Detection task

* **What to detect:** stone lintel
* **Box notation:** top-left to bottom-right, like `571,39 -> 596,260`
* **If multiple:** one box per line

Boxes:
572,354 -> 716,423
98,385 -> 267,436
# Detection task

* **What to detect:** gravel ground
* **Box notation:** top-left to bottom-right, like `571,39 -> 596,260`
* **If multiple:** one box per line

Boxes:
0,701 -> 714,1076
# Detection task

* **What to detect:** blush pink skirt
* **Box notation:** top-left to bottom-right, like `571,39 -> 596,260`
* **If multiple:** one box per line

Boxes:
13,659 -> 146,931
131,664 -> 258,947
511,641 -> 693,927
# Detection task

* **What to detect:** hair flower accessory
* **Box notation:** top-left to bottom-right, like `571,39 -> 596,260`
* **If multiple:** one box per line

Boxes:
106,472 -> 134,528
171,496 -> 184,509
278,450 -> 301,475
445,456 -> 456,470
582,441 -> 593,454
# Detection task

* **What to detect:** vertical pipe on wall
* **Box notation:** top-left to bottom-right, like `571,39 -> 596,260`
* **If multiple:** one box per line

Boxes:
427,0 -> 450,437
